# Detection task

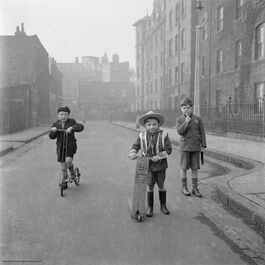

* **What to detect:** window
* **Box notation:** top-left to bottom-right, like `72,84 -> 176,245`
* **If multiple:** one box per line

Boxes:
254,82 -> 265,114
181,28 -> 186,50
169,10 -> 173,30
136,85 -> 140,96
155,100 -> 158,110
168,69 -> 172,86
181,0 -> 185,17
256,23 -> 265,59
122,89 -> 126,98
160,27 -> 163,42
235,0 -> 245,20
216,49 -> 223,74
181,63 -> 185,83
217,6 -> 224,32
155,33 -> 158,49
150,59 -> 153,71
202,23 -> 207,41
155,56 -> 158,72
169,39 -> 173,56
150,81 -> 153,94
201,56 -> 206,76
175,3 -> 179,24
175,66 -> 178,83
235,40 -> 242,69
160,76 -> 163,89
155,79 -> 158,93
160,51 -> 163,65
175,34 -> 179,53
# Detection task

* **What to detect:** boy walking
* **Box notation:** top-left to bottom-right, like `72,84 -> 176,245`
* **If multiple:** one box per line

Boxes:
129,111 -> 172,217
49,106 -> 84,189
176,98 -> 206,197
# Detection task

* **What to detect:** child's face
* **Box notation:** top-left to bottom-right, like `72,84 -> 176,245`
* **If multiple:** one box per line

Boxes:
181,105 -> 192,116
58,111 -> 69,122
145,118 -> 159,133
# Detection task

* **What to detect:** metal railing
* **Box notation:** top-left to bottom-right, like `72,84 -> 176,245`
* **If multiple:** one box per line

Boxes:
115,99 -> 265,137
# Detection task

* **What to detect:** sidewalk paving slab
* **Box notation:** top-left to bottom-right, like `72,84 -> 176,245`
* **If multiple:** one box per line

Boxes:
0,126 -> 50,157
113,121 -> 265,234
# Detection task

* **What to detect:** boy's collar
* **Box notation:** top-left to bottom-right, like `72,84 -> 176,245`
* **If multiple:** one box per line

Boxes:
146,129 -> 162,135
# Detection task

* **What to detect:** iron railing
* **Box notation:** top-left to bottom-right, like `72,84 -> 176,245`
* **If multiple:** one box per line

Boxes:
115,99 -> 265,137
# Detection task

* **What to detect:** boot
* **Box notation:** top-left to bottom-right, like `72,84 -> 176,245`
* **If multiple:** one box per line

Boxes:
60,169 -> 68,190
159,190 -> 170,215
192,178 -> 202,197
181,178 -> 191,196
146,191 -> 154,217
68,166 -> 75,182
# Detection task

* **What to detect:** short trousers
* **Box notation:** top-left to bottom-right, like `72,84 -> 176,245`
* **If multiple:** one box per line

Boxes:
57,145 -> 77,162
148,170 -> 166,188
180,151 -> 200,170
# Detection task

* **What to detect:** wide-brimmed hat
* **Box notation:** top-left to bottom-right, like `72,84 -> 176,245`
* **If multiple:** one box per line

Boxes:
138,111 -> 165,127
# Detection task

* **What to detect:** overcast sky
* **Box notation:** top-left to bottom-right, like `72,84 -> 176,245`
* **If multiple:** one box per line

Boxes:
0,0 -> 153,68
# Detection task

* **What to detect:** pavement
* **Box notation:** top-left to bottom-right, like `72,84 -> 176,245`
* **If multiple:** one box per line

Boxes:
0,121 -> 265,234
113,121 -> 265,234
0,125 -> 50,156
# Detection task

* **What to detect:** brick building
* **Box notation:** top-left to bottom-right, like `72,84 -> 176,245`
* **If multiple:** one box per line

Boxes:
0,24 -> 55,133
79,81 -> 135,120
197,0 -> 265,108
58,54 -> 134,120
101,53 -> 130,82
133,0 -> 197,112
49,57 -> 63,120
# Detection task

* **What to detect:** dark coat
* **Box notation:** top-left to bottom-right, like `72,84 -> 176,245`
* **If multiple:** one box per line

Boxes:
49,119 -> 84,161
176,113 -> 206,152
131,130 -> 172,172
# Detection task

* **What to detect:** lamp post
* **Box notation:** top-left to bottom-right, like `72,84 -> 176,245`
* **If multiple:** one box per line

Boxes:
193,1 -> 204,116
193,25 -> 202,116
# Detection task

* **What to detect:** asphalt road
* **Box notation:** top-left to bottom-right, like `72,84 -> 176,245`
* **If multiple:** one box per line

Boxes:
1,122 -> 264,265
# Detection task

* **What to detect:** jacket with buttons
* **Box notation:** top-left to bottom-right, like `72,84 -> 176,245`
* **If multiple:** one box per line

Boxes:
176,114 -> 206,152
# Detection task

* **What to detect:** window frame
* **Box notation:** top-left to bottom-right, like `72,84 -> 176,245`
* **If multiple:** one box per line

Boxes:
217,6 -> 224,32
181,28 -> 186,50
255,23 -> 265,60
216,48 -> 223,74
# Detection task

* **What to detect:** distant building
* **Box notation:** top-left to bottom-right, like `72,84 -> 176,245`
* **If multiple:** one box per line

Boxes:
101,53 -> 130,82
79,80 -> 135,120
57,59 -> 83,118
0,23 -> 56,133
81,56 -> 101,81
49,57 -> 63,120
58,53 -> 134,120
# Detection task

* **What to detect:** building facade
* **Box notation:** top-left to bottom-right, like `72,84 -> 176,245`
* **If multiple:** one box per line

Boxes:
101,53 -> 130,83
0,24 -> 58,133
133,0 -> 197,112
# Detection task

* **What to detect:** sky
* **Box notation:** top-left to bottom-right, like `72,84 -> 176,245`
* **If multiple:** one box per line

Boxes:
0,0 -> 153,68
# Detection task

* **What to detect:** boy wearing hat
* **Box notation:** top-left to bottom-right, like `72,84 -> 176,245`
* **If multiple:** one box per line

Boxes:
49,106 -> 84,189
176,98 -> 206,197
129,111 -> 172,217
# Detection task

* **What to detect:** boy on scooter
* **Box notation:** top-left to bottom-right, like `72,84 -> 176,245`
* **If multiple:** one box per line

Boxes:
49,106 -> 84,189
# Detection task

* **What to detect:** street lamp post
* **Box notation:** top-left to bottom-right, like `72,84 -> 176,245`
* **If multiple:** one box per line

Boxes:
193,25 -> 202,116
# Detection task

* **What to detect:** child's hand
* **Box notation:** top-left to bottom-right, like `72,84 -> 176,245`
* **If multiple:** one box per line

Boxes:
66,127 -> 73,134
51,127 -> 57,133
128,150 -> 137,160
185,115 -> 191,123
151,156 -> 160,162
201,147 -> 206,152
